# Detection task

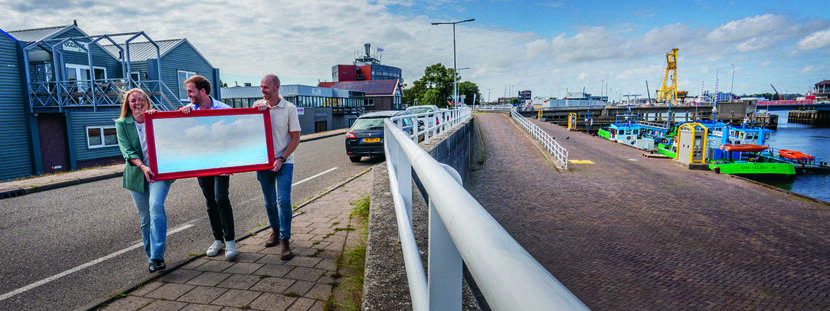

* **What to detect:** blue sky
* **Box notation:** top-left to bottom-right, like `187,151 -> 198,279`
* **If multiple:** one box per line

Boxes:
3,0 -> 829,100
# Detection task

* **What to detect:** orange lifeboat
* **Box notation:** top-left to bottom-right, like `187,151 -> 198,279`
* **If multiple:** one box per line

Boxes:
779,149 -> 814,161
720,144 -> 768,152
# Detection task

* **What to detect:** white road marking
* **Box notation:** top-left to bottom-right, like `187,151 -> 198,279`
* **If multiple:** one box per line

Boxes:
293,167 -> 338,187
0,223 -> 194,302
241,166 -> 341,205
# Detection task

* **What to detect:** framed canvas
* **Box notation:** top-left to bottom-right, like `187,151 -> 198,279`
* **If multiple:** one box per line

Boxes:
145,107 -> 274,181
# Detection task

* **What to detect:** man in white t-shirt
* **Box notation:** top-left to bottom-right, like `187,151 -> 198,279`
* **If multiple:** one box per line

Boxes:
254,73 -> 301,261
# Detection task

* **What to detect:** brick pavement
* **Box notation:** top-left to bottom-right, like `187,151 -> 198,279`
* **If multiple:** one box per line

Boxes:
466,113 -> 830,310
98,168 -> 371,311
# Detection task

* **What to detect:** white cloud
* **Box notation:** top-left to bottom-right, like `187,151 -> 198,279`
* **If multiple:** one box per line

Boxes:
1,1 -> 828,98
798,28 -> 830,50
707,14 -> 787,42
800,65 -> 820,73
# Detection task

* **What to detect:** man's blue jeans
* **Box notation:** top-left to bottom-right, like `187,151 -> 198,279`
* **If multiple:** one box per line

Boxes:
129,181 -> 171,262
256,163 -> 294,240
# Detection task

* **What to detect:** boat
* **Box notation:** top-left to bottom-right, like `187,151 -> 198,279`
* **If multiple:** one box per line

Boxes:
709,144 -> 795,180
721,144 -> 768,152
779,149 -> 815,162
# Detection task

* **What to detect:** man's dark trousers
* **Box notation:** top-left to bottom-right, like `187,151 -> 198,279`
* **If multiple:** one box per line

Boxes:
197,175 -> 235,242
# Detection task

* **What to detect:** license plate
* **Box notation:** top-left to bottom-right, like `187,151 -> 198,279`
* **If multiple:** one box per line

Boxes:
363,138 -> 381,143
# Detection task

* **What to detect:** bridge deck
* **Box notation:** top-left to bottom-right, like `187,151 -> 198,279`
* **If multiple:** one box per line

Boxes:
466,113 -> 830,310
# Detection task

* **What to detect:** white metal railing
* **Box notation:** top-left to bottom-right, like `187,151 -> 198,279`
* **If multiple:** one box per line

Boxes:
392,108 -> 470,145
384,108 -> 587,310
474,104 -> 514,112
510,108 -> 569,170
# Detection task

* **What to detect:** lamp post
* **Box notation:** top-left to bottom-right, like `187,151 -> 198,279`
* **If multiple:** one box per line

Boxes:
456,67 -> 471,105
432,18 -> 475,107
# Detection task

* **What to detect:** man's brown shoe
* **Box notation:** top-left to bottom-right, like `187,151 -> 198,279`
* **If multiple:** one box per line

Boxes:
264,229 -> 280,248
280,238 -> 295,261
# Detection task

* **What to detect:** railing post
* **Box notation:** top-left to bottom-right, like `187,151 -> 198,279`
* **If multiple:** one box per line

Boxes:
395,135 -> 413,223
428,164 -> 463,310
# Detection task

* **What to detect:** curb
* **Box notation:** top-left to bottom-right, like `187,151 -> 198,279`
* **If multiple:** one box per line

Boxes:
80,166 -> 374,311
1,130 -> 347,200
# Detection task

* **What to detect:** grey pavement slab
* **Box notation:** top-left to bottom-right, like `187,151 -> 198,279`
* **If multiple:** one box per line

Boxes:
99,167 -> 371,310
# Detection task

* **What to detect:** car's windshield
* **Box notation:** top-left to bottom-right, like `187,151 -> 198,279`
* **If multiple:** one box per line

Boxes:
351,117 -> 386,130
407,107 -> 433,114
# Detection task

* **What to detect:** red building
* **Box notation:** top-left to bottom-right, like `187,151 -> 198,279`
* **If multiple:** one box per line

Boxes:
319,43 -> 404,111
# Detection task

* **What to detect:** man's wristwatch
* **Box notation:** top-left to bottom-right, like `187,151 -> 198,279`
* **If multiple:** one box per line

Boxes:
277,156 -> 286,162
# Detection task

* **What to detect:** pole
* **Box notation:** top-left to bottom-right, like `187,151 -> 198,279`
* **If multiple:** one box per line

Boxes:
452,23 -> 457,107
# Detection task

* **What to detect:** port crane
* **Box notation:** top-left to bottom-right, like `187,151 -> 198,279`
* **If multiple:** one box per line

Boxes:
770,83 -> 782,100
656,48 -> 679,105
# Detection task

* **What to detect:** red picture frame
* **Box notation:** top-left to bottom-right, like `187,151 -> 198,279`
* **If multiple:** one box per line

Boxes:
145,107 -> 274,181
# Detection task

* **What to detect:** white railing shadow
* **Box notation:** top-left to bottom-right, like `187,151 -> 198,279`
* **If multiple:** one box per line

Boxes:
510,108 -> 569,170
384,108 -> 588,310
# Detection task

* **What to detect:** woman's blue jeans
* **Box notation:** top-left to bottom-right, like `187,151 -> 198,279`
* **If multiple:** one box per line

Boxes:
256,163 -> 294,240
129,181 -> 171,262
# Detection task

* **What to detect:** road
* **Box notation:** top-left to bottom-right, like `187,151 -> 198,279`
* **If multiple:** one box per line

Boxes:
0,135 -> 381,310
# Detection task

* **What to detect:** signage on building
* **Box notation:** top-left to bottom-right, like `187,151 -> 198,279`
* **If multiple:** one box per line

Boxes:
62,41 -> 86,53
297,107 -> 304,115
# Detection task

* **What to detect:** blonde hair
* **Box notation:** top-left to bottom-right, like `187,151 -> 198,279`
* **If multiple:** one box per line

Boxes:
119,88 -> 152,118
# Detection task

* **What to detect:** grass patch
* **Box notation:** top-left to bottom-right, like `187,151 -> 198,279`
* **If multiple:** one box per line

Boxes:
284,292 -> 301,298
324,194 -> 370,311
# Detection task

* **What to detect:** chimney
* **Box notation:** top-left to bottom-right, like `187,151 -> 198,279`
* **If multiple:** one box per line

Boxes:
73,19 -> 78,26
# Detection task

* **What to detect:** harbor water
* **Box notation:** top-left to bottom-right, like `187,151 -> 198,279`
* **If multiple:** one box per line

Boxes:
763,112 -> 830,203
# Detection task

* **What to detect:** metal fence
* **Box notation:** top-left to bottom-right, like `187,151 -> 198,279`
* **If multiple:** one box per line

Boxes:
510,108 -> 569,170
384,108 -> 587,310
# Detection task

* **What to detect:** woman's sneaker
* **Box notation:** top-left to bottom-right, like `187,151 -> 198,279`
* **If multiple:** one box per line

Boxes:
225,240 -> 238,261
206,240 -> 224,257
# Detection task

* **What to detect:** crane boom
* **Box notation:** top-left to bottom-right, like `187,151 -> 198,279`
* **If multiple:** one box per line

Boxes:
656,48 -> 679,105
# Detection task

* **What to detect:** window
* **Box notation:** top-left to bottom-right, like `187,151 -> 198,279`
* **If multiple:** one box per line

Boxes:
87,126 -> 118,148
130,72 -> 141,82
366,98 -> 374,107
177,70 -> 196,100
66,64 -> 107,91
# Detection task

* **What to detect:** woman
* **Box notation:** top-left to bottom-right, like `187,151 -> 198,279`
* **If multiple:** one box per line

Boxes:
115,88 -> 174,272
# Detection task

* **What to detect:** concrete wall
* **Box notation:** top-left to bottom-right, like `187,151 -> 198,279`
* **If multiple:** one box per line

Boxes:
364,117 -> 480,310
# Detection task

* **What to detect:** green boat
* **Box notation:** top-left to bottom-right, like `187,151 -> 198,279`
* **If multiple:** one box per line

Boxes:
709,144 -> 796,180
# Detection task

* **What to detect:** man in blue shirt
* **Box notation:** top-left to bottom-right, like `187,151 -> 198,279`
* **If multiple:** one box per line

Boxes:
180,75 -> 238,261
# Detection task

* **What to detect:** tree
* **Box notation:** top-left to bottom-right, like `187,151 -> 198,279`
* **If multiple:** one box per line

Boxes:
403,63 -> 482,108
458,81 -> 482,105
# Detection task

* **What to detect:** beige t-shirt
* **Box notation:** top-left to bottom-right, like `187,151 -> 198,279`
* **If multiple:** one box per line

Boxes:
257,98 -> 301,163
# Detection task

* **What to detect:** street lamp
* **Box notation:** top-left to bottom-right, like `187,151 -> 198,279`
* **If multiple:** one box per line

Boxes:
432,18 -> 475,107
456,67 -> 471,105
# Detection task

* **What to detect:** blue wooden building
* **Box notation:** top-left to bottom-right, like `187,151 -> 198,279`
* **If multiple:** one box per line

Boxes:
0,22 -> 220,180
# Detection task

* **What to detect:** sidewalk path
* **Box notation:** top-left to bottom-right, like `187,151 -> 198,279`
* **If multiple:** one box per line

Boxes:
467,113 -> 830,310
99,168 -> 371,311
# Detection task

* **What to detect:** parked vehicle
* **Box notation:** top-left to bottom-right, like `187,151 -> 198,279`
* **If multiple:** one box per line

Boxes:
406,105 -> 440,129
345,110 -> 413,162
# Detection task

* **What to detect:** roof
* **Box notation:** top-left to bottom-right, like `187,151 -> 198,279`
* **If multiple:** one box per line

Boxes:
222,86 -> 261,99
102,39 -> 183,62
6,25 -> 81,42
317,80 -> 399,96
815,80 -> 830,86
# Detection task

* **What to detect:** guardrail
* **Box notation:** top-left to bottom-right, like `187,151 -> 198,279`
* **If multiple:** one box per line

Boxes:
384,108 -> 587,310
474,104 -> 514,112
391,108 -> 470,144
510,108 -> 569,170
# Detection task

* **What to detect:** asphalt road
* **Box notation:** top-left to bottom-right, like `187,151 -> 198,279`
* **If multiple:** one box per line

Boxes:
0,134 -> 382,311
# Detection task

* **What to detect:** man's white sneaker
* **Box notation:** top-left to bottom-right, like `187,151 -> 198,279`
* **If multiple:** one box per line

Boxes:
206,240 -> 224,257
225,240 -> 238,260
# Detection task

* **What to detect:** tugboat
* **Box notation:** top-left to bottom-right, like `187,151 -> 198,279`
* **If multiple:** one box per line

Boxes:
709,144 -> 796,180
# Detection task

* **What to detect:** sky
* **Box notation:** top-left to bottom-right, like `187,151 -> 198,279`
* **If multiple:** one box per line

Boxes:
152,114 -> 268,173
3,0 -> 830,102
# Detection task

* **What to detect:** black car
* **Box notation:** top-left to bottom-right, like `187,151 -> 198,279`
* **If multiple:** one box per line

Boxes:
345,110 -> 414,162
